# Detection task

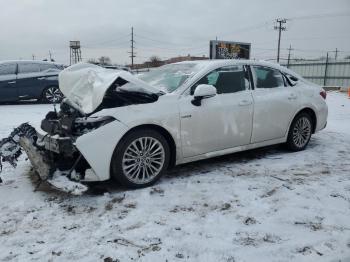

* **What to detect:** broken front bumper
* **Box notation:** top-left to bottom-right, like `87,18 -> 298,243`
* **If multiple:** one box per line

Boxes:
20,132 -> 89,195
19,136 -> 54,181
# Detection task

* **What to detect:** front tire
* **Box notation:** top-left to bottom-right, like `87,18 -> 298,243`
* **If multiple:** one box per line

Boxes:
41,86 -> 63,103
111,129 -> 170,188
286,112 -> 313,151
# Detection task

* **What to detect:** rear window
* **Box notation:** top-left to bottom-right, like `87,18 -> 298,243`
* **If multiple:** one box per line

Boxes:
18,63 -> 41,74
0,63 -> 16,75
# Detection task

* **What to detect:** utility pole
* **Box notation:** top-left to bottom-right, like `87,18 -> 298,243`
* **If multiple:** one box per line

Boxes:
32,54 -> 35,60
324,52 -> 329,86
274,18 -> 287,63
129,27 -> 136,69
335,48 -> 338,60
287,44 -> 293,68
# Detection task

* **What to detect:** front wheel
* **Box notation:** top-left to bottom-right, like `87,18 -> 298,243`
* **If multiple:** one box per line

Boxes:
111,129 -> 170,188
286,112 -> 313,151
42,86 -> 63,103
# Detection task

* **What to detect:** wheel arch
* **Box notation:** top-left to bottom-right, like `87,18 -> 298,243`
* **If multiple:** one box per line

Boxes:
114,124 -> 177,169
291,107 -> 317,134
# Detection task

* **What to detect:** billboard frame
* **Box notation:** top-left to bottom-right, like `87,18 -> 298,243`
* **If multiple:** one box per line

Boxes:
209,40 -> 251,60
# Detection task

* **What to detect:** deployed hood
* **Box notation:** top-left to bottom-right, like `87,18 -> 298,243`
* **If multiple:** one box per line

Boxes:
59,63 -> 160,114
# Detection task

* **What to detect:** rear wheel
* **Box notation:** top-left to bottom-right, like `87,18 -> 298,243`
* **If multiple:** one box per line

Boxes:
42,86 -> 63,103
286,112 -> 313,151
111,129 -> 170,188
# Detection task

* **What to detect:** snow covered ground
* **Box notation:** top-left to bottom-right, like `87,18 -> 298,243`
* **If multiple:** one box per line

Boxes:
0,92 -> 349,262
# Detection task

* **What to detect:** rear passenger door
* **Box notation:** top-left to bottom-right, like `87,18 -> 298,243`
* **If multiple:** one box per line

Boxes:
250,65 -> 299,143
0,63 -> 18,102
16,62 -> 45,99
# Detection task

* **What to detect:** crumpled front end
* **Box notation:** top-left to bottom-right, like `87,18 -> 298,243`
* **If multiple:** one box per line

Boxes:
0,103 -> 116,194
0,63 -> 161,194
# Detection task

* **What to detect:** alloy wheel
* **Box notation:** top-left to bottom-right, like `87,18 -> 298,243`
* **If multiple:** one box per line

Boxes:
292,116 -> 312,148
45,87 -> 63,103
122,137 -> 165,184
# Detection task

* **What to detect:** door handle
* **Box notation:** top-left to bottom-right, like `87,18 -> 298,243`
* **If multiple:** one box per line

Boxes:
37,77 -> 46,80
239,100 -> 252,106
7,81 -> 16,84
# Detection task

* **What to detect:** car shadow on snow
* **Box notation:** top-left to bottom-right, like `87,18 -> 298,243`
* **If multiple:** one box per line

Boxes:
85,143 -> 297,195
29,138 -> 321,196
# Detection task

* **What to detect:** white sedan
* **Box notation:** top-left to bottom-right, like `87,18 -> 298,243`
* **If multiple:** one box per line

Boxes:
16,60 -> 328,189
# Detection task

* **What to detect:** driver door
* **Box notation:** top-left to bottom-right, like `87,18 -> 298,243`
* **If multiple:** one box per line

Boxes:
179,65 -> 254,158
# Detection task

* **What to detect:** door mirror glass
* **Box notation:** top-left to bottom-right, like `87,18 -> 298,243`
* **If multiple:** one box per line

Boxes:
192,84 -> 217,106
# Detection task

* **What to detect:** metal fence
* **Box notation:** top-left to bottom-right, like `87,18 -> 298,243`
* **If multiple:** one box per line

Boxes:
282,59 -> 350,87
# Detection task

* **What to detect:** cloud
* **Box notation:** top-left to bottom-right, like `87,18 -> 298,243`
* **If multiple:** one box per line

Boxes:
0,0 -> 349,64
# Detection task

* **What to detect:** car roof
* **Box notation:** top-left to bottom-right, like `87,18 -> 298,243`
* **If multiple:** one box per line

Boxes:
0,60 -> 63,66
173,59 -> 278,68
172,59 -> 301,78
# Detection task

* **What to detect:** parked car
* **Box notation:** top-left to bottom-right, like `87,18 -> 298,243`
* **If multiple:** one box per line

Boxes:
0,60 -> 64,103
103,65 -> 131,72
14,60 -> 328,191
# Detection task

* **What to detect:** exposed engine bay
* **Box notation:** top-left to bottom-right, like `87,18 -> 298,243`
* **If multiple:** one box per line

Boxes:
0,74 -> 160,194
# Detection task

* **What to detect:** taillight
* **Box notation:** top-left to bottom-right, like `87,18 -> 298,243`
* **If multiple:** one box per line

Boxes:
320,90 -> 327,100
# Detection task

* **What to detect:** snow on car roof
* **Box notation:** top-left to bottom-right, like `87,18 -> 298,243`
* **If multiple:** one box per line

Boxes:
0,60 -> 64,66
173,59 -> 302,79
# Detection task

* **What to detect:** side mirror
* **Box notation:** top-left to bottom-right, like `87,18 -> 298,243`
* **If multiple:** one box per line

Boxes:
191,84 -> 217,106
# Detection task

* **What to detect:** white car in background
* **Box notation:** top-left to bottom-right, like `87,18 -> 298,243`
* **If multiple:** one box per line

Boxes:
12,60 -> 328,190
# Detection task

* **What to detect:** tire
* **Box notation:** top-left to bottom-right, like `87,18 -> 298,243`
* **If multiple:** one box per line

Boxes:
286,112 -> 313,151
41,86 -> 63,103
111,129 -> 170,188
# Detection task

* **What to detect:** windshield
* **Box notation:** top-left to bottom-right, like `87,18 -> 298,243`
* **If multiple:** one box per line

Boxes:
138,63 -> 201,92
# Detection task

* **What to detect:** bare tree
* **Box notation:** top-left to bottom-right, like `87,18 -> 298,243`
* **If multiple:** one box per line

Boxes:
98,56 -> 112,65
149,56 -> 163,67
345,55 -> 350,60
87,58 -> 98,64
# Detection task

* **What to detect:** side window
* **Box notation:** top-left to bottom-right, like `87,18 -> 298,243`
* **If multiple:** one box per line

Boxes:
18,63 -> 41,74
252,66 -> 284,89
0,63 -> 16,75
191,65 -> 250,95
39,64 -> 57,72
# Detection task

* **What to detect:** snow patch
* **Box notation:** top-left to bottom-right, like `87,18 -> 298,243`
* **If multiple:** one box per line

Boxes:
48,170 -> 88,195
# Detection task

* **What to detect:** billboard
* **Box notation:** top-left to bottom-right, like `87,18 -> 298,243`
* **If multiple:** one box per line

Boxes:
210,40 -> 251,59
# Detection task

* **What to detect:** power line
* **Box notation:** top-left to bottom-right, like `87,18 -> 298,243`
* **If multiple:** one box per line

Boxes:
287,11 -> 350,21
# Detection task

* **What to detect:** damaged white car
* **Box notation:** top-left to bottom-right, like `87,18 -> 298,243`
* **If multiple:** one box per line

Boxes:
0,61 -> 328,192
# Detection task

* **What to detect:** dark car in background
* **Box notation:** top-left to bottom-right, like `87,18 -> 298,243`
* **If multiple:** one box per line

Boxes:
0,60 -> 65,103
